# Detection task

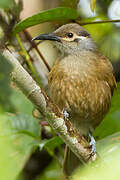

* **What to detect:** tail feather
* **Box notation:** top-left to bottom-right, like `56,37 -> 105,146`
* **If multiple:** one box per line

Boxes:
63,146 -> 83,177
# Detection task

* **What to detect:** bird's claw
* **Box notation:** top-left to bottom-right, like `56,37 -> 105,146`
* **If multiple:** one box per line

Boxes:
62,109 -> 69,119
89,133 -> 96,155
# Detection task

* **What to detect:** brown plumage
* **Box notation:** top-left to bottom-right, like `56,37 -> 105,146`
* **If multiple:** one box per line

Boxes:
48,50 -> 116,134
33,23 -> 117,176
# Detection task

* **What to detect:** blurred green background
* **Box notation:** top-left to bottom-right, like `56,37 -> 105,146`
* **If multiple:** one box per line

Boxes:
0,0 -> 120,180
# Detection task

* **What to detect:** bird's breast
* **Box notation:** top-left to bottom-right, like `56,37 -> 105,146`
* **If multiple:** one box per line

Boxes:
48,55 -> 112,131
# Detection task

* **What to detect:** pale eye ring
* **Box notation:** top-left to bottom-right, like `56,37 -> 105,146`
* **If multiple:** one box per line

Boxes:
67,33 -> 73,38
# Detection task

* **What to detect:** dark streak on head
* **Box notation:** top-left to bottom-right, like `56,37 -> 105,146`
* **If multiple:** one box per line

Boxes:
78,30 -> 90,38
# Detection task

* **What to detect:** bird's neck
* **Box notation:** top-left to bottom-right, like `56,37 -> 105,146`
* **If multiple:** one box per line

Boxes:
56,49 -> 97,76
76,39 -> 97,53
60,48 -> 97,63
56,38 -> 97,57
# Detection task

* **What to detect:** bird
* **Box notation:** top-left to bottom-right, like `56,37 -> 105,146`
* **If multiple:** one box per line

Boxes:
32,23 -> 117,176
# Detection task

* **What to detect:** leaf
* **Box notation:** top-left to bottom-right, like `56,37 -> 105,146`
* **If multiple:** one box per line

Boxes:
0,112 -> 37,180
0,53 -> 34,114
90,0 -> 96,12
72,132 -> 120,180
8,114 -> 41,138
96,132 -> 120,162
0,53 -> 14,112
94,83 -> 120,139
10,89 -> 34,115
13,7 -> 79,34
38,136 -> 63,151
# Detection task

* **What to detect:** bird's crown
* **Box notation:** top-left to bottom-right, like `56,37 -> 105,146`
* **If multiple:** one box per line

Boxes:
53,23 -> 91,42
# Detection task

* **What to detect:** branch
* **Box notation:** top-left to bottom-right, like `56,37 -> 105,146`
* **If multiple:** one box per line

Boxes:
23,30 -> 51,72
76,19 -> 120,26
10,31 -> 48,88
3,48 -> 97,164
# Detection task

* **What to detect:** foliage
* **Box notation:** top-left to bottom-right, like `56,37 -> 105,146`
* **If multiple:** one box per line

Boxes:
0,113 -> 37,180
0,0 -> 14,8
94,84 -> 120,139
0,0 -> 120,180
0,54 -> 13,111
13,7 -> 79,34
38,136 -> 63,151
0,53 -> 62,180
72,133 -> 120,180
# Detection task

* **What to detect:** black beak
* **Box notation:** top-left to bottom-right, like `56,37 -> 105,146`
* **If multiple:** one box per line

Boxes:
32,33 -> 61,42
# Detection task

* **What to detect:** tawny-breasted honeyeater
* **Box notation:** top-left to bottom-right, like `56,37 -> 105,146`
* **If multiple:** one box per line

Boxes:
33,23 -> 117,176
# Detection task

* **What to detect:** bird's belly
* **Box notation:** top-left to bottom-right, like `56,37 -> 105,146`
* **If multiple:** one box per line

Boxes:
49,73 -> 111,134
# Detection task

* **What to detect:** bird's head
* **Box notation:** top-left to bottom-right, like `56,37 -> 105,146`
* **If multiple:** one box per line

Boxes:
32,23 -> 96,55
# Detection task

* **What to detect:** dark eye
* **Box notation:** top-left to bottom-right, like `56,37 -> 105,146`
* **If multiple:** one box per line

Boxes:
67,33 -> 73,38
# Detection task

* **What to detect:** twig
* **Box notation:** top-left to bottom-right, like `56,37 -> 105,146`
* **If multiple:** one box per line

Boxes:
16,33 -> 41,86
23,30 -> 51,72
3,48 -> 97,164
76,19 -> 120,26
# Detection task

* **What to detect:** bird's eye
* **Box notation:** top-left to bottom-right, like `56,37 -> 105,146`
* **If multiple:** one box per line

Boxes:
67,33 -> 73,38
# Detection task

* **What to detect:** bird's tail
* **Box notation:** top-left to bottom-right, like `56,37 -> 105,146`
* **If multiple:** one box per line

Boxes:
63,146 -> 83,178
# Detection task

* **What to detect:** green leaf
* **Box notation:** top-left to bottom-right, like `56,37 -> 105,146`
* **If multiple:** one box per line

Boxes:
38,136 -> 63,151
90,0 -> 96,12
0,112 -> 36,180
8,114 -> 41,138
10,89 -> 34,115
13,7 -> 79,34
0,53 -> 14,112
94,83 -> 120,139
97,132 -> 120,162
0,0 -> 14,8
0,53 -> 34,114
72,132 -> 120,180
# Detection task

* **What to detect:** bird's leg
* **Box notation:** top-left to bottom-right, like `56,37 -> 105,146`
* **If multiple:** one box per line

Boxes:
62,108 -> 69,119
89,132 -> 96,154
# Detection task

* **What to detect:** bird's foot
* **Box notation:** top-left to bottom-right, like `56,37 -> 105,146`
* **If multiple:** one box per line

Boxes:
62,109 -> 69,119
89,133 -> 96,155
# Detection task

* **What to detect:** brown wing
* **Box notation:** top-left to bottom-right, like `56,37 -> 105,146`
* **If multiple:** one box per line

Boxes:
94,50 -> 117,95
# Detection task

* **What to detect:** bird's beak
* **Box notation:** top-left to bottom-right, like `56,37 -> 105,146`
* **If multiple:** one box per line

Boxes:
32,33 -> 61,42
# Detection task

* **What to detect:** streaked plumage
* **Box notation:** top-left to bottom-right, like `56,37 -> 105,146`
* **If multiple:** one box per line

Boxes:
33,23 -> 117,177
48,49 -> 116,135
